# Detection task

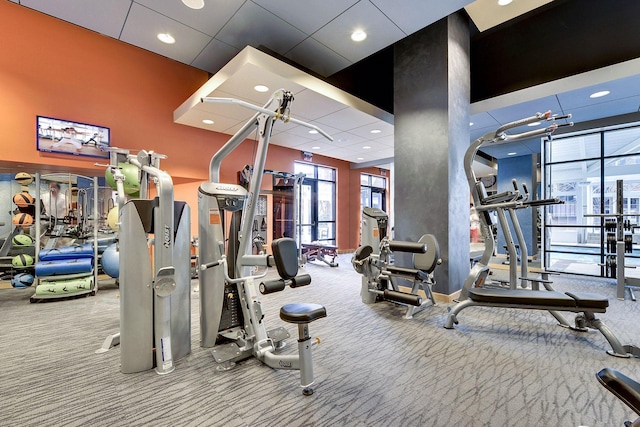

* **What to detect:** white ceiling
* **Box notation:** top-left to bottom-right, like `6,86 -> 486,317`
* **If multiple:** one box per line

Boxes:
12,0 -> 640,170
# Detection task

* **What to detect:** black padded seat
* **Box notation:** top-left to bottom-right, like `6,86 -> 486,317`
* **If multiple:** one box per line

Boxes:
597,368 -> 640,416
566,292 -> 609,310
280,303 -> 327,324
468,288 -> 577,307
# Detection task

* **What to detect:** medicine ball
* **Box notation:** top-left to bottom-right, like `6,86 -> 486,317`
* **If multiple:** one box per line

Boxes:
14,172 -> 34,186
13,192 -> 35,208
12,213 -> 34,228
12,234 -> 34,246
11,273 -> 35,288
107,206 -> 119,231
12,253 -> 34,267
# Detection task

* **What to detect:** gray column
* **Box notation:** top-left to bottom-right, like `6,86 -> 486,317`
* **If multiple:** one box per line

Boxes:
393,12 -> 470,296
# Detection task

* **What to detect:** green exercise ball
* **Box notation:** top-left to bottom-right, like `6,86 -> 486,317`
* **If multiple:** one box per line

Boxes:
105,163 -> 140,195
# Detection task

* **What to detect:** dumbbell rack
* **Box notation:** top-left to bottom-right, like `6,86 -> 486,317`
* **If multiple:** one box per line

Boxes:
586,180 -> 640,300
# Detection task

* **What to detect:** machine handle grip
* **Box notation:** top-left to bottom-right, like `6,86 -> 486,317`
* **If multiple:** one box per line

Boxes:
200,260 -> 221,271
259,279 -> 286,294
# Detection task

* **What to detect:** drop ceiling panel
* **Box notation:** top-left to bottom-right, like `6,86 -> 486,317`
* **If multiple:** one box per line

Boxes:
311,1 -> 406,63
556,74 -> 640,110
315,107 -> 380,131
565,96 -> 640,123
371,0 -> 473,35
282,89 -> 348,122
215,1 -> 307,55
20,0 -> 131,39
120,3 -> 212,64
191,39 -> 240,74
251,0 -> 358,35
134,0 -> 244,37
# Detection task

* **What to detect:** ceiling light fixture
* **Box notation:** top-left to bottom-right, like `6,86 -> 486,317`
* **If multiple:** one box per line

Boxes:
351,30 -> 367,42
590,90 -> 610,98
357,157 -> 364,160
182,0 -> 204,9
469,122 -> 474,126
528,121 -> 540,127
157,33 -> 175,44
312,146 -> 321,150
308,129 -> 319,134
507,152 -> 517,156
363,146 -> 371,149
254,84 -> 269,93
202,119 -> 214,125
370,129 -> 381,134
498,0 -> 513,5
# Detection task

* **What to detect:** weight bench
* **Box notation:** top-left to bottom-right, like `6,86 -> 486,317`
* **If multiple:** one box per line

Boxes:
301,243 -> 338,267
597,368 -> 640,426
445,287 -> 640,358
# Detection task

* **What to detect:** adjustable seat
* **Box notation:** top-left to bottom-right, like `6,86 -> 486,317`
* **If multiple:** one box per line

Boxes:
272,238 -> 327,395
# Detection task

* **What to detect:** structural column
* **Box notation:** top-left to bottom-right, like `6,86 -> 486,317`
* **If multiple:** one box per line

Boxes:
393,12 -> 470,296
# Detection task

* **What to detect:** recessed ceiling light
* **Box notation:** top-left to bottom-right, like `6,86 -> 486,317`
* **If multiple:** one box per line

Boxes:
357,157 -> 364,160
182,0 -> 204,9
202,119 -> 214,125
308,129 -> 319,134
528,121 -> 540,127
363,146 -> 371,149
370,129 -> 381,134
351,30 -> 367,42
507,152 -> 517,156
254,85 -> 269,93
498,0 -> 513,5
590,90 -> 610,98
469,122 -> 474,126
157,33 -> 175,44
311,146 -> 321,150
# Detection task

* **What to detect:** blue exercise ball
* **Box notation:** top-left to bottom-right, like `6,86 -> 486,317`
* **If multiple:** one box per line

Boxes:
101,243 -> 119,278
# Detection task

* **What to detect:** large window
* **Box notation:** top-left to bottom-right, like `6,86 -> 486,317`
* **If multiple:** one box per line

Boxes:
360,173 -> 386,211
543,125 -> 640,278
294,162 -> 336,246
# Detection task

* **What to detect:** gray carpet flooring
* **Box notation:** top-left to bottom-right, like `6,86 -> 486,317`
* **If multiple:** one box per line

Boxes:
1,254 -> 639,426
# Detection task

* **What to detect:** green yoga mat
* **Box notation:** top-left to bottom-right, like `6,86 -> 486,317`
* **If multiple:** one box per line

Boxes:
35,276 -> 94,296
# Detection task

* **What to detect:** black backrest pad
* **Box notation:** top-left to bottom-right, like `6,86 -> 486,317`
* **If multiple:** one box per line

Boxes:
271,238 -> 299,279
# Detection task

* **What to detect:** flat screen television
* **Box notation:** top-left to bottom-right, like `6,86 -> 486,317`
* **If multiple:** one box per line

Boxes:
37,115 -> 110,159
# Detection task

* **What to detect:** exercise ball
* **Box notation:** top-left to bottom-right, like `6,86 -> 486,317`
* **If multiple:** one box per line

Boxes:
12,253 -> 34,267
13,192 -> 35,208
11,273 -> 35,288
12,213 -> 33,228
14,172 -> 33,186
101,243 -> 119,278
105,163 -> 140,195
12,234 -> 34,246
107,206 -> 119,231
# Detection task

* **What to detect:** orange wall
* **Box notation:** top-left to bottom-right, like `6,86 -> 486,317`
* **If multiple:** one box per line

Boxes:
0,2 -> 386,251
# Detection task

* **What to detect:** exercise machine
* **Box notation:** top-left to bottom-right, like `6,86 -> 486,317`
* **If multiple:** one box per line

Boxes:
585,179 -> 640,301
446,112 -> 640,357
198,89 -> 329,394
352,206 -> 441,319
597,368 -> 640,426
459,111 -> 570,300
96,148 -> 191,375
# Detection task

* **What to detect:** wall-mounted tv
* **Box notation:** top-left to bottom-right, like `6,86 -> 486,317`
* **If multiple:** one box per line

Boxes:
37,115 -> 110,159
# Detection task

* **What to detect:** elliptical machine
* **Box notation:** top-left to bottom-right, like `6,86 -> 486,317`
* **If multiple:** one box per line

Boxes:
198,90 -> 330,395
